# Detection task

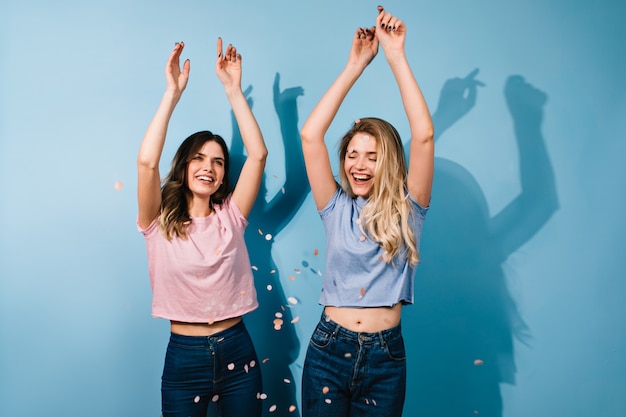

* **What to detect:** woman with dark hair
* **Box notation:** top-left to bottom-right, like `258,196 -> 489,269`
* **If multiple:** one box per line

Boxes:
137,38 -> 267,417
300,6 -> 434,416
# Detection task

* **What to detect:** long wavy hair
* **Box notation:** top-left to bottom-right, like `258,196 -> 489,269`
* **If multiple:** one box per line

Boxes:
338,117 -> 419,265
158,131 -> 230,240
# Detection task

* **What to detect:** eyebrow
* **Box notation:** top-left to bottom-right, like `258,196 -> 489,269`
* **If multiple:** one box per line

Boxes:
194,152 -> 225,161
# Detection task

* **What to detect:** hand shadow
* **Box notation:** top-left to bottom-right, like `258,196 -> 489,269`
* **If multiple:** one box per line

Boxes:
227,74 -> 309,417
402,70 -> 558,417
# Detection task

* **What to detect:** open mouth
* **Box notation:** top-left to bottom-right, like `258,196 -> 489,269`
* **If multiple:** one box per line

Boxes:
352,174 -> 372,184
197,175 -> 215,184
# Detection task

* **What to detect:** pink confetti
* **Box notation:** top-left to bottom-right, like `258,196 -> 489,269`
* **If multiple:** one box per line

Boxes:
289,405 -> 296,412
269,404 -> 277,412
114,181 -> 124,190
291,316 -> 300,324
322,386 -> 330,394
227,363 -> 235,371
212,395 -> 219,402
194,396 -> 200,403
474,359 -> 484,366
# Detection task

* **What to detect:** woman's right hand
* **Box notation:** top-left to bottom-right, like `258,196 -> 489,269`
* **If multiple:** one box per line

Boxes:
165,41 -> 190,97
348,25 -> 379,68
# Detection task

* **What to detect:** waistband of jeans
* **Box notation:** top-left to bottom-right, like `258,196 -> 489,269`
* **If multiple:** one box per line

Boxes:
318,312 -> 402,344
169,319 -> 246,346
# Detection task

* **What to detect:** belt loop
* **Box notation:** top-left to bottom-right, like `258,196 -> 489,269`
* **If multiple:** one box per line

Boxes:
378,331 -> 386,348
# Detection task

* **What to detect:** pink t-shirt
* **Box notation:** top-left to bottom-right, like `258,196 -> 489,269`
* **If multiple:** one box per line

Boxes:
138,197 -> 258,323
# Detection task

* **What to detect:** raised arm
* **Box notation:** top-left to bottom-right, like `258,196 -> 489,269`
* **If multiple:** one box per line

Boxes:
215,38 -> 268,218
300,26 -> 379,210
377,6 -> 434,208
137,42 -> 190,229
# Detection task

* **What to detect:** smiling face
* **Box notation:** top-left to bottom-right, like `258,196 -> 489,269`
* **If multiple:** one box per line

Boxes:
186,140 -> 226,199
343,132 -> 378,198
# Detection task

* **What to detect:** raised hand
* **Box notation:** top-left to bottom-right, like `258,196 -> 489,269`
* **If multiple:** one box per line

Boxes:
348,26 -> 379,68
165,42 -> 190,97
215,37 -> 242,91
375,5 -> 406,55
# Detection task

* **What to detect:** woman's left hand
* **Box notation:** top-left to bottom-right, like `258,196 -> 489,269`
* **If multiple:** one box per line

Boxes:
216,37 -> 242,90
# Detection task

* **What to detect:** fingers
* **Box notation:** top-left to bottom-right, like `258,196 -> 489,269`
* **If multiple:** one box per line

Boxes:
217,38 -> 241,63
376,5 -> 402,32
356,26 -> 376,40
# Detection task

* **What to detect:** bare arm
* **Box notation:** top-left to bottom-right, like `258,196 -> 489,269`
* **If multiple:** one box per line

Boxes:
300,27 -> 378,210
137,42 -> 190,229
377,6 -> 434,208
216,38 -> 267,218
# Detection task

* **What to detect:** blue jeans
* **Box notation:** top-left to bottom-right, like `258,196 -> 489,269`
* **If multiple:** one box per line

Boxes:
302,313 -> 406,417
161,320 -> 262,417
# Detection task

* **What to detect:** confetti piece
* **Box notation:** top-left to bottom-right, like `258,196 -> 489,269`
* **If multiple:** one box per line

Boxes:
260,393 -> 268,400
284,378 -> 291,384
215,249 -> 221,255
212,395 -> 219,402
244,364 -> 249,373
289,405 -> 296,412
474,359 -> 484,366
281,187 -> 286,194
265,234 -> 273,240
258,229 -> 264,235
360,288 -> 366,296
372,399 -> 377,406
270,269 -> 276,274
262,358 -> 270,364
252,266 -> 259,271
291,316 -> 300,324
250,360 -> 256,367
240,290 -> 247,296
322,386 -> 330,394
325,399 -> 332,404
275,312 -> 283,318
227,363 -> 235,371
294,269 -> 301,274
344,353 -> 352,358
359,235 -> 366,241
288,275 -> 296,281
267,285 -> 273,291
114,181 -> 123,190
287,296 -> 298,305
314,249 -> 319,256
194,396 -> 200,403
269,405 -> 277,412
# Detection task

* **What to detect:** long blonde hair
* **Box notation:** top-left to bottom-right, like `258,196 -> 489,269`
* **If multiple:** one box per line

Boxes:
338,117 -> 419,265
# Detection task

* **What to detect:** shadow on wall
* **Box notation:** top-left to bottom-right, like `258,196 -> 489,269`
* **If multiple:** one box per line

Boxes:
227,73 -> 308,417
402,71 -> 559,416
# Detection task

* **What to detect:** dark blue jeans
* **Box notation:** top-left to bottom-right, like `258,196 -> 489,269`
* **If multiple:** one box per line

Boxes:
161,320 -> 262,417
302,313 -> 407,417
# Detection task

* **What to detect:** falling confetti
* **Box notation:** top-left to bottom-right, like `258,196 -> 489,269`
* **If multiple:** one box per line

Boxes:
212,395 -> 219,402
289,405 -> 296,412
322,386 -> 330,394
244,364 -> 249,373
275,312 -> 283,318
114,181 -> 124,190
288,275 -> 296,281
194,396 -> 201,403
284,378 -> 291,384
474,359 -> 484,366
250,360 -> 256,368
313,248 -> 319,256
269,405 -> 277,412
265,234 -> 273,241
258,229 -> 264,235
287,296 -> 298,305
227,363 -> 235,371
325,399 -> 332,404
259,393 -> 268,400
359,235 -> 366,241
267,285 -> 273,291
262,358 -> 270,364
252,265 -> 259,271
291,316 -> 300,324
344,353 -> 352,358
360,288 -> 366,296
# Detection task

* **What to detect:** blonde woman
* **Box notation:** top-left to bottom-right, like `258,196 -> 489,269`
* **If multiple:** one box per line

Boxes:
137,39 -> 267,416
300,6 -> 434,416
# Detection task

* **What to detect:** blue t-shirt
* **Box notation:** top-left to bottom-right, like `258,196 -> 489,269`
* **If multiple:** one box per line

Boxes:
319,187 -> 428,307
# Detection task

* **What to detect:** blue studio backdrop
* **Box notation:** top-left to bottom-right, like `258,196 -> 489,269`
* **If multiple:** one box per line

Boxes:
1,1 -> 625,416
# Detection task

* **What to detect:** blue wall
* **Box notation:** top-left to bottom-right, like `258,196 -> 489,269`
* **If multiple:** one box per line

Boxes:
1,0 -> 625,416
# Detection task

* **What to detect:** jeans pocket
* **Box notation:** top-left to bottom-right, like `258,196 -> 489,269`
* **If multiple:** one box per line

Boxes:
309,327 -> 332,349
384,334 -> 406,361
